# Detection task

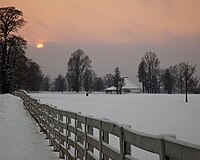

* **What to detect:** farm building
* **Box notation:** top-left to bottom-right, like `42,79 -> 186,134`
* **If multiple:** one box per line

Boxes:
105,86 -> 117,94
122,77 -> 140,93
105,77 -> 140,94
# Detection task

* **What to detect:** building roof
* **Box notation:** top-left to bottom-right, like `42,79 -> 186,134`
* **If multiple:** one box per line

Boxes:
105,78 -> 139,91
105,86 -> 117,91
122,77 -> 140,89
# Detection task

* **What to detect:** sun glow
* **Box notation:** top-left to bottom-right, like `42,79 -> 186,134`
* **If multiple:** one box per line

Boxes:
36,43 -> 44,48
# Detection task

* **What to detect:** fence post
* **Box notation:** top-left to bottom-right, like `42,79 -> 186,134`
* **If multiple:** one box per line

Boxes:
59,111 -> 65,159
77,112 -> 84,159
74,113 -> 78,159
65,111 -> 69,159
99,120 -> 103,160
87,116 -> 94,153
50,108 -> 54,146
120,124 -> 131,160
53,108 -> 58,151
158,134 -> 176,160
102,119 -> 109,160
124,125 -> 131,156
48,107 -> 52,145
84,116 -> 88,160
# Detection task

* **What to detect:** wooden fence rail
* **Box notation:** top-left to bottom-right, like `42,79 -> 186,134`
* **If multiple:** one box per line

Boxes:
14,91 -> 200,160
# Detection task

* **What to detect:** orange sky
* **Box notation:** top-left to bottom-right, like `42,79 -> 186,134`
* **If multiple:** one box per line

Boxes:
1,0 -> 200,79
2,0 -> 200,45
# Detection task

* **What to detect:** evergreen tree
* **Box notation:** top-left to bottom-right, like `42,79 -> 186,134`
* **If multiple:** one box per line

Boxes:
104,74 -> 114,88
163,69 -> 173,94
93,77 -> 105,91
54,74 -> 66,92
41,75 -> 51,91
26,61 -> 43,91
113,67 -> 124,94
138,59 -> 147,93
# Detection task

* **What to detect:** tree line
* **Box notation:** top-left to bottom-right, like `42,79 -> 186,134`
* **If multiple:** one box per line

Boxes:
1,7 -> 200,98
137,51 -> 199,95
0,7 -> 44,93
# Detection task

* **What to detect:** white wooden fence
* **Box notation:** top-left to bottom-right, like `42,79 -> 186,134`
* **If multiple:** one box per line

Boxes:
14,91 -> 200,160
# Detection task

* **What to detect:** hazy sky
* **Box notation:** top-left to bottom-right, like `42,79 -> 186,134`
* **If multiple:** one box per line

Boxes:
2,0 -> 200,83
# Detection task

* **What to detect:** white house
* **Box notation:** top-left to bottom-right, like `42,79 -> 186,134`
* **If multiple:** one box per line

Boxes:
122,77 -> 140,93
105,77 -> 140,94
105,86 -> 117,94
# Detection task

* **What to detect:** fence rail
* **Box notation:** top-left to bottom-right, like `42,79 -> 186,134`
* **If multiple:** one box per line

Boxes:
14,91 -> 200,160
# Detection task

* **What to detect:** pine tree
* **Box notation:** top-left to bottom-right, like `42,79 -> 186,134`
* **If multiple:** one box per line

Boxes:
54,74 -> 66,92
163,69 -> 173,94
113,67 -> 124,94
138,59 -> 147,93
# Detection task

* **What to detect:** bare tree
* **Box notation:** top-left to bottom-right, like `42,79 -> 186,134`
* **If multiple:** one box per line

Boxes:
66,49 -> 91,92
174,63 -> 186,93
182,62 -> 196,102
0,6 -> 26,93
83,69 -> 96,92
140,51 -> 160,93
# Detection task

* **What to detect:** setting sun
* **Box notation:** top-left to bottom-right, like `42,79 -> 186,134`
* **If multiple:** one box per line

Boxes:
36,43 -> 44,48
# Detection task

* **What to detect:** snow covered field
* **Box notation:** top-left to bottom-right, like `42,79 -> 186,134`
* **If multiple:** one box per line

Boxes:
0,94 -> 60,160
30,92 -> 200,159
1,93 -> 199,160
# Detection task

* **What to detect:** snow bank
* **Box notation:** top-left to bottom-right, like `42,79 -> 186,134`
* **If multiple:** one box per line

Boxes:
0,94 -> 60,160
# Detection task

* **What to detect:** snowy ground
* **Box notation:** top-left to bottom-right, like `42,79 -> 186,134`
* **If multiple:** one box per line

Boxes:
30,92 -> 200,160
0,94 -> 60,160
1,93 -> 199,160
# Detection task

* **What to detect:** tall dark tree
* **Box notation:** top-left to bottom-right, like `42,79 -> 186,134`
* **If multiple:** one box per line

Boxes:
10,51 -> 29,91
141,51 -> 160,93
0,6 -> 26,93
93,77 -> 105,91
188,76 -> 199,94
83,69 -> 96,92
5,35 -> 27,92
138,59 -> 147,93
162,69 -> 173,94
54,74 -> 66,92
174,63 -> 185,93
26,61 -> 43,91
41,75 -> 51,91
66,49 -> 91,92
104,74 -> 114,88
113,67 -> 120,94
113,67 -> 124,94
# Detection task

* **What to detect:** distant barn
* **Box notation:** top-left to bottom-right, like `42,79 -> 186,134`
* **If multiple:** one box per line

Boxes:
105,86 -> 117,94
105,77 -> 140,94
122,77 -> 140,93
